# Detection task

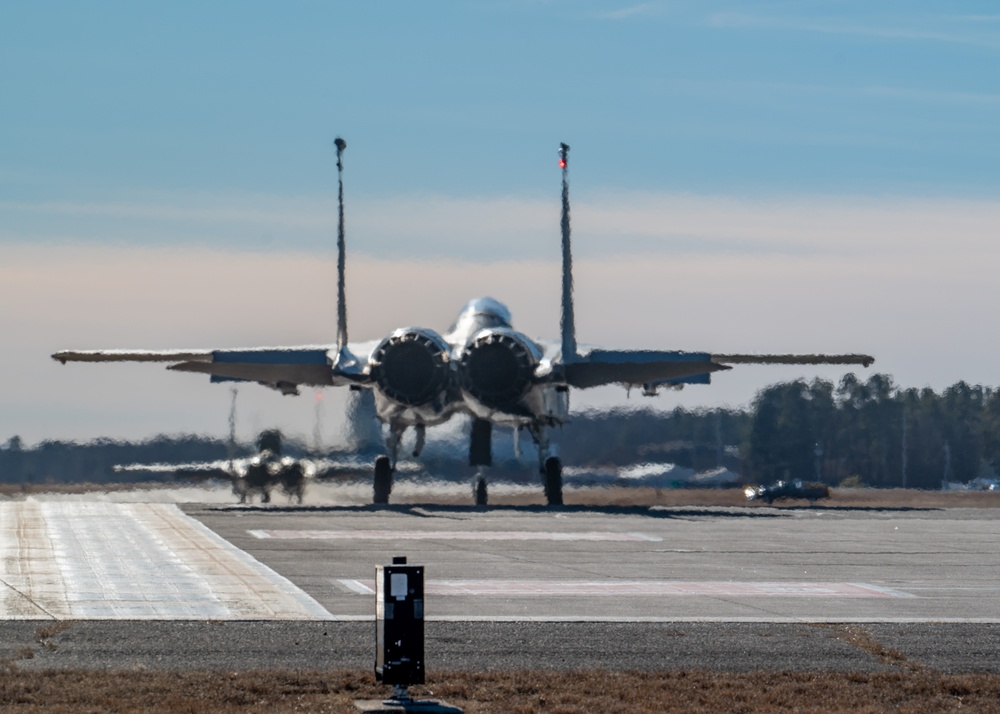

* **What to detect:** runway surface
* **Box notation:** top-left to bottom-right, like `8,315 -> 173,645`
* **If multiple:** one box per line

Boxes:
191,498 -> 1000,623
2,486 -> 999,671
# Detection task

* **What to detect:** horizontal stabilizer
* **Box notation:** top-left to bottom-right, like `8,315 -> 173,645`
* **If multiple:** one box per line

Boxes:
52,346 -> 367,392
712,353 -> 874,368
647,372 -> 714,388
169,358 -> 334,389
52,349 -> 212,364
564,349 -> 729,390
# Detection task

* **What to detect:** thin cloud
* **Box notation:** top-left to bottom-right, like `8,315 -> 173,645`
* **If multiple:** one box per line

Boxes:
862,85 -> 1000,105
667,78 -> 1000,107
5,191 -> 1000,263
593,3 -> 662,20
0,197 -> 333,230
709,12 -> 1000,50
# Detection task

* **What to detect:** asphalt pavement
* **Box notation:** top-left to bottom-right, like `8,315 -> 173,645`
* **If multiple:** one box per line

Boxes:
2,491 -> 999,673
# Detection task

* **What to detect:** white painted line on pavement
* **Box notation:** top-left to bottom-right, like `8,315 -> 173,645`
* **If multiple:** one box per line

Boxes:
340,579 -> 913,598
249,529 -> 662,542
337,579 -> 376,595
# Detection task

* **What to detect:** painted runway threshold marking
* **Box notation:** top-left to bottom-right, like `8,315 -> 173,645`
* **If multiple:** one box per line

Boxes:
0,502 -> 332,620
339,580 -> 913,598
251,529 -> 661,542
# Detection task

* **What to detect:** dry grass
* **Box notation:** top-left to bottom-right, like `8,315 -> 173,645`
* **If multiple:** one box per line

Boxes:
571,486 -> 1000,509
389,486 -> 1000,510
0,482 -> 180,497
0,669 -> 999,713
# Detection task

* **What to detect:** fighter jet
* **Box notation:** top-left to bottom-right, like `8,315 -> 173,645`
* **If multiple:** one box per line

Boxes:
53,140 -> 873,506
113,428 -> 353,504
114,389 -> 376,504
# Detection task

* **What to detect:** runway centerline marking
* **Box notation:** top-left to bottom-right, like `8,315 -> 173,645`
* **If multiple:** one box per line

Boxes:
340,580 -> 913,598
250,530 -> 661,542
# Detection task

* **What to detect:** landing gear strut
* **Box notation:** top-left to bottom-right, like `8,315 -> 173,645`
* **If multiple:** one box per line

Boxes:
373,455 -> 393,504
530,424 -> 563,507
543,456 -> 563,506
373,421 -> 407,505
469,419 -> 493,506
474,474 -> 488,507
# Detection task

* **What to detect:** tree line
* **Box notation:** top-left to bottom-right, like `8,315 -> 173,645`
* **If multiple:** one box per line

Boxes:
747,374 -> 1000,489
1,373 -> 997,488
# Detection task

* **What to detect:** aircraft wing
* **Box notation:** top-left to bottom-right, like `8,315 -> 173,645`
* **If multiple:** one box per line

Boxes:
563,349 -> 730,389
562,349 -> 874,390
306,458 -> 371,480
114,459 -> 238,479
711,353 -> 875,367
52,343 -> 378,395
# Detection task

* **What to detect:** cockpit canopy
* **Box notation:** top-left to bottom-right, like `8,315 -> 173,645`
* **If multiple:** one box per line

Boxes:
449,297 -> 513,335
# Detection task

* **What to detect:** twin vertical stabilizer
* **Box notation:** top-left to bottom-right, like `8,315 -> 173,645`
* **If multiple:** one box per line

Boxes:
333,138 -> 579,366
335,137 -> 348,352
559,142 -> 578,362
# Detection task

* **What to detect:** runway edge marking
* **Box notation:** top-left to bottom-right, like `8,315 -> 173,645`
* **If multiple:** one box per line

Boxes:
155,504 -> 334,620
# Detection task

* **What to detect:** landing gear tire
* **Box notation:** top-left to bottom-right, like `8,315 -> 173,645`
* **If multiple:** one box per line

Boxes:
543,456 -> 563,506
373,456 -> 393,504
474,476 -> 488,507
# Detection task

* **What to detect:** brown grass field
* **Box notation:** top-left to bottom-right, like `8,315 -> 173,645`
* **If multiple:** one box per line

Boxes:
2,484 -> 998,711
3,669 -> 1000,713
393,485 -> 1000,510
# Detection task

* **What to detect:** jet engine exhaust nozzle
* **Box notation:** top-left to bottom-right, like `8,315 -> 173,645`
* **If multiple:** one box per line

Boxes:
370,329 -> 450,407
459,331 -> 536,411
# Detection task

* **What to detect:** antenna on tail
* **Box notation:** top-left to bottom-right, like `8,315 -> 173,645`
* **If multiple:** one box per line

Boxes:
559,142 -> 578,361
335,137 -> 348,351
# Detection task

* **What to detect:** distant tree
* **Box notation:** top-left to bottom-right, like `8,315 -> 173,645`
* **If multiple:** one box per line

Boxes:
748,380 -> 819,482
939,382 -> 988,483
982,389 -> 1000,472
0,435 -> 25,482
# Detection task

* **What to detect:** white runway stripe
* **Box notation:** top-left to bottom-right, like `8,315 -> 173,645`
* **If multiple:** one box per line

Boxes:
340,579 -> 913,598
0,502 -> 331,620
251,529 -> 662,542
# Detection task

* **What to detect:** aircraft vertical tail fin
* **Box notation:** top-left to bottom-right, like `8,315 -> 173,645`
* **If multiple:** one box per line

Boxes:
335,137 -> 348,351
559,142 -> 578,362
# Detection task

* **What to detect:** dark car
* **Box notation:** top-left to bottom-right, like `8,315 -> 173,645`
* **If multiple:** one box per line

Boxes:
745,479 -> 830,504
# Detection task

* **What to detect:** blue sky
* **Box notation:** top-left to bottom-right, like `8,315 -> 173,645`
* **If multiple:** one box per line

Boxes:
3,1 -> 1000,444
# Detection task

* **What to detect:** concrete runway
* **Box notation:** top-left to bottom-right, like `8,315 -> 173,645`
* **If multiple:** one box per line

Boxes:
2,486 -> 999,672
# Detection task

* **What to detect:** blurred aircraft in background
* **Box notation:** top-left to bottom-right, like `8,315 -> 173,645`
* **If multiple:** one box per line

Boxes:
113,390 -> 375,503
114,428 -> 358,504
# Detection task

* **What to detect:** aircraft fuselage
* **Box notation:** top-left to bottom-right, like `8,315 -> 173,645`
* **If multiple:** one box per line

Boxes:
366,296 -> 569,432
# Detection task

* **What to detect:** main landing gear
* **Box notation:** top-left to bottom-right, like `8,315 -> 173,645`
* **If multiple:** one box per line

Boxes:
530,424 -> 563,507
469,418 -> 493,507
373,455 -> 393,504
369,418 -> 564,508
372,421 -> 409,505
543,456 -> 563,506
474,473 -> 488,507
